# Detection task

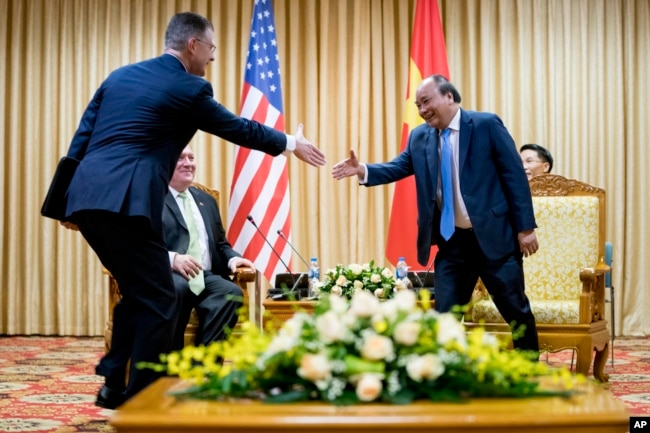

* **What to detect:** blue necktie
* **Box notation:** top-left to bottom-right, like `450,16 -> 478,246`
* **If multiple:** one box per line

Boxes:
440,129 -> 455,240
178,191 -> 205,296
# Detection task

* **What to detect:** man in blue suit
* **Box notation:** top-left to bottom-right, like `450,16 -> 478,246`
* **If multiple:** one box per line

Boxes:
61,12 -> 325,409
164,145 -> 253,351
332,74 -> 539,354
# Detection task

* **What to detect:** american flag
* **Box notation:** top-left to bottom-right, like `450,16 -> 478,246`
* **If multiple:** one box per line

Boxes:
227,0 -> 292,283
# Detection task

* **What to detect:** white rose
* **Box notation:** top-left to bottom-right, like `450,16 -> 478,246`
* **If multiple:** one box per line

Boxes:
355,373 -> 383,402
297,353 -> 332,382
394,289 -> 417,311
377,299 -> 398,322
328,294 -> 348,314
331,286 -> 343,296
406,353 -> 445,382
393,320 -> 420,346
362,263 -> 371,271
374,288 -> 385,298
353,280 -> 365,290
361,334 -> 394,361
436,313 -> 467,349
394,279 -> 408,291
370,273 -> 382,284
341,310 -> 359,328
381,267 -> 393,279
349,291 -> 380,317
336,275 -> 348,286
348,263 -> 363,275
280,313 -> 307,340
266,334 -> 296,355
316,311 -> 347,343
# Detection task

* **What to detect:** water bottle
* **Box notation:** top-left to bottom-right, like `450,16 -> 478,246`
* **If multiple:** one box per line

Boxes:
308,257 -> 320,297
395,257 -> 411,289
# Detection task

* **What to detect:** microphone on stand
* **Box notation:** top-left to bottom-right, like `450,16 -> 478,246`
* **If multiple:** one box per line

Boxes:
410,260 -> 435,290
246,215 -> 305,299
409,260 -> 436,304
277,229 -> 310,269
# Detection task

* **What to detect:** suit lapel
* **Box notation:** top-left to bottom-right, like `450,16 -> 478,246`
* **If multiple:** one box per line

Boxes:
458,109 -> 472,176
165,192 -> 187,231
425,128 -> 439,191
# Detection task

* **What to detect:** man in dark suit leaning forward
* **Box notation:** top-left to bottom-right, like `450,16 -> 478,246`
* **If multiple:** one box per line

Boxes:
60,12 -> 326,409
332,74 -> 539,355
164,145 -> 254,350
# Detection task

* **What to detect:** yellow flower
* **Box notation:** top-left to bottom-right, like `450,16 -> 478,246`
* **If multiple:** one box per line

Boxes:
141,289 -> 582,405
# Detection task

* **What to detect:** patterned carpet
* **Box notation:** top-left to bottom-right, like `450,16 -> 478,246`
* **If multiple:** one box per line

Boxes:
0,336 -> 648,432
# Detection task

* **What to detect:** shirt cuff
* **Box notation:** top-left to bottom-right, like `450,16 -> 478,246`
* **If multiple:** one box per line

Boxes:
359,163 -> 369,184
284,135 -> 296,152
169,252 -> 177,266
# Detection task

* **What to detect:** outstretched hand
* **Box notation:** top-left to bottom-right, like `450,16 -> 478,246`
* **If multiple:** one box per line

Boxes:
292,124 -> 326,167
332,149 -> 364,180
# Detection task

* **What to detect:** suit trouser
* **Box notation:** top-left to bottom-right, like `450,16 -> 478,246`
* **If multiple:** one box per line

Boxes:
75,210 -> 176,398
433,228 -> 539,353
171,271 -> 243,350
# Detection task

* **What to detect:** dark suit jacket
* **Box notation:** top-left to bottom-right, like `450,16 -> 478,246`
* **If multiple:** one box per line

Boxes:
366,109 -> 536,266
162,187 -> 238,279
65,54 -> 286,233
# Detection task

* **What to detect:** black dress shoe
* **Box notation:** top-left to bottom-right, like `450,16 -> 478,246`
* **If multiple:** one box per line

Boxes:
95,385 -> 127,410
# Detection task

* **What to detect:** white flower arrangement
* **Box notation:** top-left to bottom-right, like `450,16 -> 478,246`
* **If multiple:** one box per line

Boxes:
314,260 -> 408,300
140,290 -> 582,405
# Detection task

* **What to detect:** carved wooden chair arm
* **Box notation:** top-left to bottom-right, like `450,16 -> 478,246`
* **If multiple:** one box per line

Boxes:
579,263 -> 608,323
232,267 -> 256,284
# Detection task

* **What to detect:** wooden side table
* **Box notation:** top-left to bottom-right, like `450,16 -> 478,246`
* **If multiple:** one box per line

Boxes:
262,298 -> 435,330
110,377 -> 630,433
262,300 -> 316,329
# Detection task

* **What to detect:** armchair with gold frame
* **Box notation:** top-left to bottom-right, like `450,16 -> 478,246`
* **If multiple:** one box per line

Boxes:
103,182 -> 261,352
464,174 -> 610,382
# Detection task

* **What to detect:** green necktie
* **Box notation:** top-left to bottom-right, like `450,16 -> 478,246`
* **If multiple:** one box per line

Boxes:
178,191 -> 205,296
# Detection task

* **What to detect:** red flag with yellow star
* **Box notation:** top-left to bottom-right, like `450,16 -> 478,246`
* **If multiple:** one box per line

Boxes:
385,0 -> 450,268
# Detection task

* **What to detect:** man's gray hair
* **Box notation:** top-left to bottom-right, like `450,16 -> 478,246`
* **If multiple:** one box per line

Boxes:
164,12 -> 214,51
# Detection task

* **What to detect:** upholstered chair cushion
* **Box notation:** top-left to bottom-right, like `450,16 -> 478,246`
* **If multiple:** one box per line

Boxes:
471,195 -> 600,325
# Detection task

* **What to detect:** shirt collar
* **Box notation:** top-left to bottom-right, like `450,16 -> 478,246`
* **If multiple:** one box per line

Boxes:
447,108 -> 461,132
168,186 -> 187,199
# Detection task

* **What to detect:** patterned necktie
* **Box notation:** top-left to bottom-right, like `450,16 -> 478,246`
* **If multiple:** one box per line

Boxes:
440,128 -> 455,240
178,191 -> 205,296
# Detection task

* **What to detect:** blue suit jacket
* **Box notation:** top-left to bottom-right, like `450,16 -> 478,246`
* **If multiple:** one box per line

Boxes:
367,109 -> 536,265
162,186 -> 237,280
65,54 -> 286,233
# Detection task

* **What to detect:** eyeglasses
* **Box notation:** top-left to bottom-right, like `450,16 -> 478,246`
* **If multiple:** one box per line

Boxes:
522,158 -> 544,165
195,39 -> 216,53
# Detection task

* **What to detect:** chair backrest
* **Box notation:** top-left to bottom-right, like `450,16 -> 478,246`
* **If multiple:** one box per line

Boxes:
192,182 -> 219,205
523,174 -> 606,301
